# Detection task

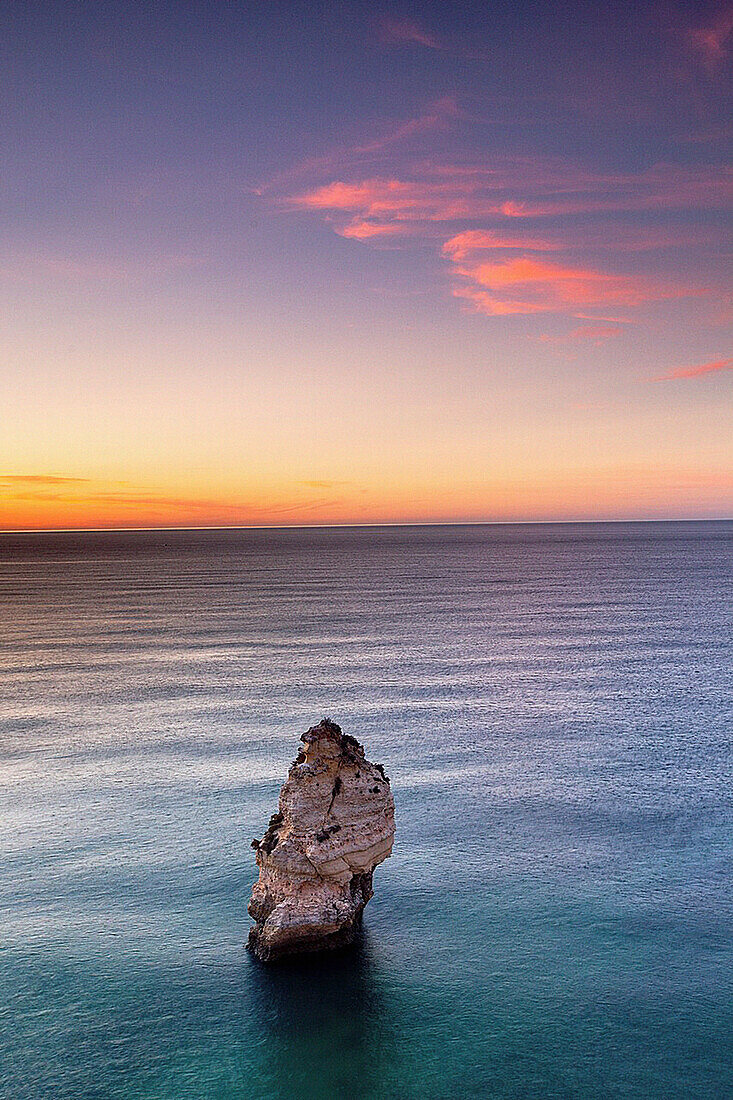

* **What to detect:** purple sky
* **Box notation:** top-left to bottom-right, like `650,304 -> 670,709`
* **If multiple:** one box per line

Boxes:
1,1 -> 731,527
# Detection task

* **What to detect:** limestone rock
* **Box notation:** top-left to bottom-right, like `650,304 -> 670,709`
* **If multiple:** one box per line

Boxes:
247,719 -> 395,961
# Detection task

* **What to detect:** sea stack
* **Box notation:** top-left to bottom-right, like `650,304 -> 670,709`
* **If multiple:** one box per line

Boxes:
247,719 -> 395,961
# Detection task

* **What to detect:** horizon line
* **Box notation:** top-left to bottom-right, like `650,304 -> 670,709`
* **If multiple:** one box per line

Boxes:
0,516 -> 731,535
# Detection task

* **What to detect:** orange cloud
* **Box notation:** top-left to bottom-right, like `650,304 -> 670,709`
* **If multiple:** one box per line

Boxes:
0,474 -> 92,485
298,480 -> 353,489
652,356 -> 732,381
0,477 -> 353,531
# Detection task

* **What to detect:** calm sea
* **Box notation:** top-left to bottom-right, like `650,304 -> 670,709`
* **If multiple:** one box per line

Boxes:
1,523 -> 731,1099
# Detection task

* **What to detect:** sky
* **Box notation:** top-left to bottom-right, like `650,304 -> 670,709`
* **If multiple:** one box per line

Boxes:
1,0 -> 731,529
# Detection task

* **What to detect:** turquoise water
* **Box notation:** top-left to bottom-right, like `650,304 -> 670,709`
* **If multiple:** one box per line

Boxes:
1,523 -> 732,1099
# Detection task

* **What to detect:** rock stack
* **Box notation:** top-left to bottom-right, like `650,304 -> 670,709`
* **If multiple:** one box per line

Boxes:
248,719 -> 395,961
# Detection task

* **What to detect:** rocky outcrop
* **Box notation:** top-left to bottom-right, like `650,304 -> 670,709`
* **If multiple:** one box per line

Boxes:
247,719 -> 395,961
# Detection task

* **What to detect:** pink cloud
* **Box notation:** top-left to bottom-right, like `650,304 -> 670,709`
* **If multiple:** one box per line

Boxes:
270,104 -> 728,322
652,356 -> 732,381
675,122 -> 733,145
289,162 -> 731,233
685,6 -> 733,67
376,15 -> 491,63
292,178 -> 422,214
378,17 -> 439,49
352,97 -> 459,154
451,256 -> 682,316
534,324 -> 623,345
569,324 -> 623,341
288,165 -> 712,317
289,175 -> 503,223
573,312 -> 637,324
258,99 -> 459,193
452,284 -> 549,316
339,221 -> 409,240
445,224 -> 717,257
496,163 -> 732,217
442,229 -> 560,259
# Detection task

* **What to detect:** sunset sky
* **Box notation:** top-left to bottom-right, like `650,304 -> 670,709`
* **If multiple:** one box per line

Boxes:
2,0 -> 732,529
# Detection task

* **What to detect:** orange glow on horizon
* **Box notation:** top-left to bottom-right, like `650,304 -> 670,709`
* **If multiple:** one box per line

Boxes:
2,462 -> 731,531
3,10 -> 731,534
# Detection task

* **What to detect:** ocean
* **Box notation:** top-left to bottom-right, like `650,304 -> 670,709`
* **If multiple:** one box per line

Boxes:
1,522 -> 731,1099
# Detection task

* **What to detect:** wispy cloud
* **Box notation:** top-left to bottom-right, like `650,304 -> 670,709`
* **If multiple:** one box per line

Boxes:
287,161 -> 730,233
0,477 -> 351,525
652,356 -> 732,381
339,220 -> 410,241
297,479 -> 353,489
376,15 -> 489,63
442,230 -> 560,260
533,324 -> 623,345
378,17 -> 439,50
264,96 -> 728,322
0,474 -> 92,486
450,257 -> 679,317
684,5 -> 733,67
441,232 -> 692,317
258,97 -> 459,193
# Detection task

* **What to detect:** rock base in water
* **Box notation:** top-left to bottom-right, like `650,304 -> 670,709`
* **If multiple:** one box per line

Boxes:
247,719 -> 395,961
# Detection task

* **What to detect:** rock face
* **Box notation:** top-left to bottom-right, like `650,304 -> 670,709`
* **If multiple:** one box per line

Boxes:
248,719 -> 395,961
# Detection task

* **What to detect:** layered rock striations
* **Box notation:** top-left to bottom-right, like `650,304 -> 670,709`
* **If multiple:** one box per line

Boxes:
248,719 -> 395,961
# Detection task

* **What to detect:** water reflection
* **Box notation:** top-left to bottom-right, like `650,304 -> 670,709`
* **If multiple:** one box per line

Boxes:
247,932 -> 393,1100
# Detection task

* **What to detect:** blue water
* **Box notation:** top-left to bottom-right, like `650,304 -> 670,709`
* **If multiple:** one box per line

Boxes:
1,522 -> 731,1099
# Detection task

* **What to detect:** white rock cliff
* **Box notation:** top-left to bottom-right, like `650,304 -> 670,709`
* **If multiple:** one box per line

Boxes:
248,719 -> 395,960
